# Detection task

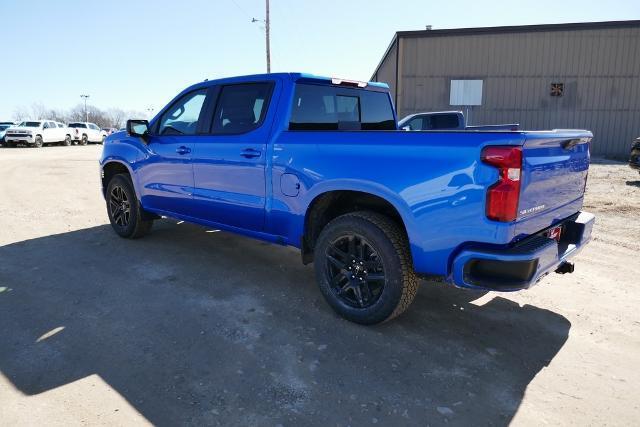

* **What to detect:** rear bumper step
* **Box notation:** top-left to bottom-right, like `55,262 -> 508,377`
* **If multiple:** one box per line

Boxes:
450,211 -> 594,291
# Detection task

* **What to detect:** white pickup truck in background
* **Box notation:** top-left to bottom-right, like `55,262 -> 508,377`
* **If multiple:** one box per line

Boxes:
68,122 -> 107,145
3,120 -> 72,147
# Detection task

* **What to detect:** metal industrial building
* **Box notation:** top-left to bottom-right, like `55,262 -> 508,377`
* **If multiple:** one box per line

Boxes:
371,20 -> 640,158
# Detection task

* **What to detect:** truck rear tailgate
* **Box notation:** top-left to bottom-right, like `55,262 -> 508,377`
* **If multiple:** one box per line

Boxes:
514,130 -> 592,239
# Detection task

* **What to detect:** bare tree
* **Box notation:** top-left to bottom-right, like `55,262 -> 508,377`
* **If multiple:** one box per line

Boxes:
11,103 -> 144,129
107,108 -> 126,129
12,106 -> 29,121
30,103 -> 48,120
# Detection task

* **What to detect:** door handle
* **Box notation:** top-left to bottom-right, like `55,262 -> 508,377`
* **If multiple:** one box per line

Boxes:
176,146 -> 191,155
240,148 -> 261,159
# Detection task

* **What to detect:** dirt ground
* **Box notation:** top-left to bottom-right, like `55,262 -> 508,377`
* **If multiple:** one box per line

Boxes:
0,145 -> 638,426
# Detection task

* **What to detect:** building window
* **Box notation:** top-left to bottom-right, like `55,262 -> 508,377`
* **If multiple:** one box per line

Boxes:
550,83 -> 564,97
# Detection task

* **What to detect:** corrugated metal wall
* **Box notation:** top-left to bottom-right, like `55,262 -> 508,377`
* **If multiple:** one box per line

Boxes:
375,25 -> 640,158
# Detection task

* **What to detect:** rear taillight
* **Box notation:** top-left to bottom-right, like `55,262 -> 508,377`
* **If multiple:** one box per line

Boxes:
481,146 -> 522,222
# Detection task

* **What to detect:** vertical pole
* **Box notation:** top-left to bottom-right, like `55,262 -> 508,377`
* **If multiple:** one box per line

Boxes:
265,0 -> 271,73
81,95 -> 90,122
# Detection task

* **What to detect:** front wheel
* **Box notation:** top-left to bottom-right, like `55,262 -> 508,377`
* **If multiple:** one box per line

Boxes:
79,135 -> 88,146
106,174 -> 153,238
63,135 -> 71,146
313,211 -> 419,324
34,135 -> 43,148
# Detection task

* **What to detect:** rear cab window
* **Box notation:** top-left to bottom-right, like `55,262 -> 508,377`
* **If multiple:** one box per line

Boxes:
289,83 -> 396,131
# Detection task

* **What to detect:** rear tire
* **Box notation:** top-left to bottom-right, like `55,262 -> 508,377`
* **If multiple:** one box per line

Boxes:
313,211 -> 419,324
63,135 -> 71,146
106,174 -> 153,239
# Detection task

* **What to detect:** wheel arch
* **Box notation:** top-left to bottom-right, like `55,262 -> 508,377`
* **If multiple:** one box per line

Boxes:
101,160 -> 135,198
300,188 -> 412,264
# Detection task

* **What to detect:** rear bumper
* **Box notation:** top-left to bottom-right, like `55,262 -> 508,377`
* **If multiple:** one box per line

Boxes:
450,211 -> 595,291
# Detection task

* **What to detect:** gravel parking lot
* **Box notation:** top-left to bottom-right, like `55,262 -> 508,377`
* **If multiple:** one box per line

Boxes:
0,145 -> 638,426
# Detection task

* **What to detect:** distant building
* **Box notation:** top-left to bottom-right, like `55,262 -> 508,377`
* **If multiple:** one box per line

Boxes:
372,20 -> 640,158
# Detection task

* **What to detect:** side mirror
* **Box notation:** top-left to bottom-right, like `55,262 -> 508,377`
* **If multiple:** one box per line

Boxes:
126,119 -> 150,140
401,126 -> 411,131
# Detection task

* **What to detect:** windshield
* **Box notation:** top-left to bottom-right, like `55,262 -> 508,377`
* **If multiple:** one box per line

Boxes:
0,125 -> 10,131
68,123 -> 87,128
19,121 -> 41,127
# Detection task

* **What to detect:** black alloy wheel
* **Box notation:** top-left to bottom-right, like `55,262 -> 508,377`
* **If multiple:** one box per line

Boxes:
109,184 -> 131,228
325,233 -> 386,309
105,174 -> 153,238
314,211 -> 419,324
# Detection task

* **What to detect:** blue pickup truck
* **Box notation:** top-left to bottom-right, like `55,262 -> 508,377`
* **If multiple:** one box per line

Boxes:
100,73 -> 594,324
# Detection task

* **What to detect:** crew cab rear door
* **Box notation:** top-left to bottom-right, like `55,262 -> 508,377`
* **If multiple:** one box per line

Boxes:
190,81 -> 276,231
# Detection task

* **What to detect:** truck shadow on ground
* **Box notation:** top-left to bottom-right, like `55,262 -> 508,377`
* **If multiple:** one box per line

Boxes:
0,221 -> 570,426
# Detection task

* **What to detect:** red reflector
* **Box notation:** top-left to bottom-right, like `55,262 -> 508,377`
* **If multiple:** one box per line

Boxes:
547,225 -> 562,241
482,146 -> 522,222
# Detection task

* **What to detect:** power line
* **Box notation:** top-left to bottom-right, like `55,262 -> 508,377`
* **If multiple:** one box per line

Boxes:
229,0 -> 251,19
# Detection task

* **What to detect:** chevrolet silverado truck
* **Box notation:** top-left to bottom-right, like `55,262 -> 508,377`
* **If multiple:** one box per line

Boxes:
4,120 -> 71,147
68,122 -> 107,145
99,73 -> 594,324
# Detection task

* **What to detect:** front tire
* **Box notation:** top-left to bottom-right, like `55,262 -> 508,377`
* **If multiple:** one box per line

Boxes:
63,135 -> 71,146
80,134 -> 88,146
34,135 -> 43,148
313,211 -> 419,324
106,174 -> 153,238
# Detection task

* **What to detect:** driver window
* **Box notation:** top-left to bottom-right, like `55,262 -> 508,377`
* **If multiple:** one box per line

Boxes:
159,89 -> 207,135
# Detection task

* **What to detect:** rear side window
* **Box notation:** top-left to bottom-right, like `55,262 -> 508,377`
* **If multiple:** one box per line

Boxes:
289,84 -> 395,131
211,83 -> 272,134
159,89 -> 207,135
69,123 -> 87,128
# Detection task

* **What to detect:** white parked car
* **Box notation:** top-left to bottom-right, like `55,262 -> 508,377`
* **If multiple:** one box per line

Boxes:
68,122 -> 107,145
4,120 -> 72,148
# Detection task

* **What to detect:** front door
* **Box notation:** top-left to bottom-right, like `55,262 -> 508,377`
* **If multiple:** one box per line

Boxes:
191,82 -> 274,231
137,88 -> 208,216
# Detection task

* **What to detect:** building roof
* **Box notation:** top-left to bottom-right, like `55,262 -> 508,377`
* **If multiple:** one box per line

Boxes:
371,20 -> 640,80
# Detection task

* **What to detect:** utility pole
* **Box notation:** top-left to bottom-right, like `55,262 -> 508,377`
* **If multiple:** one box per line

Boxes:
80,94 -> 90,122
252,0 -> 271,73
265,0 -> 270,73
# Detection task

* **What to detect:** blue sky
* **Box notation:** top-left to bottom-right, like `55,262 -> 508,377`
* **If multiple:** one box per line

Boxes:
1,0 -> 639,119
